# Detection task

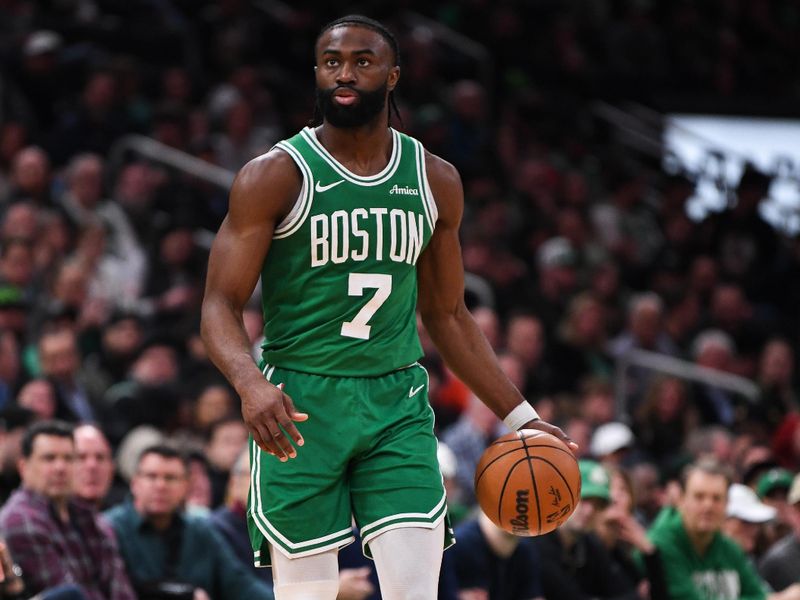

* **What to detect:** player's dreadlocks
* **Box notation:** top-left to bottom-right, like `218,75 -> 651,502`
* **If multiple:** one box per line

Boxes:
312,15 -> 402,127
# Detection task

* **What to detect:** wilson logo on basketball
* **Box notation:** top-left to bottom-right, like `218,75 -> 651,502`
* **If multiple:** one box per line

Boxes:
510,489 -> 530,534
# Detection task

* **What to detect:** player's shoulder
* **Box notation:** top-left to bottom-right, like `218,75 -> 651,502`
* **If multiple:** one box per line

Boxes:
421,148 -> 463,222
235,146 -> 300,189
228,145 -> 302,219
422,148 -> 461,188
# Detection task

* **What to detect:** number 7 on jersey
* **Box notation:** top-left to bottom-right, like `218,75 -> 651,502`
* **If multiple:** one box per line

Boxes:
340,273 -> 392,340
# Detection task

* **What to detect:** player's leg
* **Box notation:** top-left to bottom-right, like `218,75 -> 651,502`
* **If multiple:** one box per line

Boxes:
248,368 -> 357,580
351,365 -> 455,599
269,545 -> 340,600
368,521 -> 445,600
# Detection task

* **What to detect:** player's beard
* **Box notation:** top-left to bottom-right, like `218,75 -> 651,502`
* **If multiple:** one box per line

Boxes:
316,82 -> 388,128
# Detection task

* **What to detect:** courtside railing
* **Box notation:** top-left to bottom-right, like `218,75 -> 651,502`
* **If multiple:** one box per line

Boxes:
614,348 -> 760,422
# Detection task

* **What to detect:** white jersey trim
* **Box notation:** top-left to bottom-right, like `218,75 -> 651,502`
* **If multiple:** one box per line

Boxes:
273,142 -> 314,239
413,140 -> 438,231
300,127 -> 402,186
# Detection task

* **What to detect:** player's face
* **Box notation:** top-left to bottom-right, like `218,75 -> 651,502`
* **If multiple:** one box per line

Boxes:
315,25 -> 399,128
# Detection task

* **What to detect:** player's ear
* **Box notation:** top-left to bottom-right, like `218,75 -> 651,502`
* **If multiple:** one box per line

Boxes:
387,66 -> 400,92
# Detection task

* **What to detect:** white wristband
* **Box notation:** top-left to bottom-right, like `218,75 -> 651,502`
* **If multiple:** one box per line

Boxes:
503,402 -> 539,431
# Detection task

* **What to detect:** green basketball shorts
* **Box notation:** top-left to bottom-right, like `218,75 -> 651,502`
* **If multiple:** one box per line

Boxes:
248,362 -> 455,566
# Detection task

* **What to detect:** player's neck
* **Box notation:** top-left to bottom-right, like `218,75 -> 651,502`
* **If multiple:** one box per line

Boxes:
316,119 -> 393,176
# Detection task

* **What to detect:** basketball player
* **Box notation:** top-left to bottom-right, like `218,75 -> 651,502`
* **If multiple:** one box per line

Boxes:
201,15 -> 575,600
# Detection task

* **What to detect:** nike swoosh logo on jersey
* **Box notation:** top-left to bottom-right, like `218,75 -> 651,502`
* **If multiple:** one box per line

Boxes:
315,179 -> 345,193
408,384 -> 425,398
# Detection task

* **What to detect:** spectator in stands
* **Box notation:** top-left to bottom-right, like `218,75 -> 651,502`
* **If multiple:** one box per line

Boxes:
2,146 -> 52,207
192,382 -> 237,433
441,391 -> 504,506
0,328 -> 21,407
0,239 -> 35,299
204,417 -> 248,508
0,420 -> 135,600
57,153 -> 106,230
752,339 -> 799,436
0,202 -> 39,244
449,510 -> 544,600
760,474 -> 800,593
210,449 -> 271,583
81,311 -> 144,403
37,327 -> 97,423
0,406 -> 35,503
690,329 -> 740,427
628,461 -> 663,526
73,424 -> 122,510
723,483 -> 776,559
551,293 -> 612,394
536,459 -> 641,599
593,465 -> 668,600
635,376 -> 698,466
104,444 -> 273,600
505,312 -> 555,399
756,468 -> 796,554
49,70 -> 130,165
705,164 -> 779,300
647,459 -> 770,599
16,378 -> 57,421
609,292 -> 679,413
590,422 -> 635,467
102,334 -> 183,443
528,237 -> 580,339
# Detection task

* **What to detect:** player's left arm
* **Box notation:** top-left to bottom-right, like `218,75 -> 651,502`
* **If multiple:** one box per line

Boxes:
417,152 -> 576,450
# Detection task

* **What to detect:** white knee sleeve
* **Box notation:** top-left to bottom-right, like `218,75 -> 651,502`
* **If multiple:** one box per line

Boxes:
269,546 -> 340,600
369,521 -> 445,600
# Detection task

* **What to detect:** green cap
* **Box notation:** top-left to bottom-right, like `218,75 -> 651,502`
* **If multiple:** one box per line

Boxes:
579,459 -> 610,502
756,468 -> 794,498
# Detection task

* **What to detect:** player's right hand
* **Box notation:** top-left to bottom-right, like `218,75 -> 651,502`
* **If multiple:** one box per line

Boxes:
242,382 -> 308,461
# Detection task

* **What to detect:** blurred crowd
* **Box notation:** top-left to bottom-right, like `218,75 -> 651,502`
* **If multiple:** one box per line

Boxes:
2,1 -> 800,599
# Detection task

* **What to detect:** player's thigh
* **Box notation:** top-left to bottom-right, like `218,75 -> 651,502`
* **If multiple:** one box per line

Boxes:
249,367 -> 360,562
350,365 -> 452,553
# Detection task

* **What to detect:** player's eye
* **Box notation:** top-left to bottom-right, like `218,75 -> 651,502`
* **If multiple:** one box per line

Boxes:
325,59 -> 338,67
357,58 -> 371,67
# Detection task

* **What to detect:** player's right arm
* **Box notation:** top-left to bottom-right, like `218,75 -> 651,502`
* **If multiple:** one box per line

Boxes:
201,150 -> 307,461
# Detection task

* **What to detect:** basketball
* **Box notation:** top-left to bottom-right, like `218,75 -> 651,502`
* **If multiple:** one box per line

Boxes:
474,429 -> 581,536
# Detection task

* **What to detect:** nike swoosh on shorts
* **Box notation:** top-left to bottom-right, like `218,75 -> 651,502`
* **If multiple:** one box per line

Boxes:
408,384 -> 425,398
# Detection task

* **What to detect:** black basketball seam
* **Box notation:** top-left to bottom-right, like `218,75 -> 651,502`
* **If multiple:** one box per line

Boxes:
528,456 -> 577,508
496,456 -> 533,526
523,443 -> 542,535
520,443 -> 576,457
475,441 -> 573,486
474,442 -> 525,487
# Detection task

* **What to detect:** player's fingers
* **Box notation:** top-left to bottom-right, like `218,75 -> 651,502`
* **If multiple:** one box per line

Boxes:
279,393 -> 306,447
250,424 -> 275,455
531,421 -> 579,452
252,421 -> 285,458
280,390 -> 309,423
268,424 -> 295,460
268,404 -> 298,459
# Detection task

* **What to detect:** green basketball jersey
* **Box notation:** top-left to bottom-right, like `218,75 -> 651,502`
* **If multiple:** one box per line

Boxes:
259,127 -> 438,376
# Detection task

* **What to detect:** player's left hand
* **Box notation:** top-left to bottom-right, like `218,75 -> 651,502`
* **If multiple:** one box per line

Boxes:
522,419 -> 579,453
